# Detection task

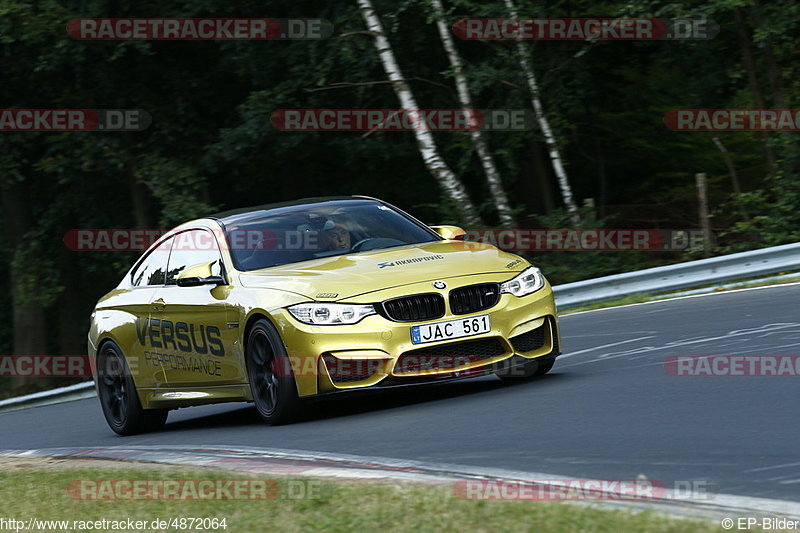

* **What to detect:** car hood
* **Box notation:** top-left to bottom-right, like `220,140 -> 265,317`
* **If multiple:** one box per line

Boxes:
238,240 -> 526,300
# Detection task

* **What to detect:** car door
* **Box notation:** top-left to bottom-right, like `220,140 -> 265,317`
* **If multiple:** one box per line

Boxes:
150,228 -> 244,387
117,235 -> 175,388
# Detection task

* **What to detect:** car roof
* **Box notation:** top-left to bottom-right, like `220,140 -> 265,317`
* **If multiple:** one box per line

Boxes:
208,195 -> 381,227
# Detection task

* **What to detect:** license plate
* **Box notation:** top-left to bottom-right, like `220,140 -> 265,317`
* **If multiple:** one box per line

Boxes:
411,314 -> 491,345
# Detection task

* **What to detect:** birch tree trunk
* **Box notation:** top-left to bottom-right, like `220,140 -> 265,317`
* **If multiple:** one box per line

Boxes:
503,0 -> 581,226
430,0 -> 513,226
356,0 -> 482,225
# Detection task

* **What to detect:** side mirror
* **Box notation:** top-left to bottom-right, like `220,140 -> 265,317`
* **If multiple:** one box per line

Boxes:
430,225 -> 467,240
176,261 -> 226,287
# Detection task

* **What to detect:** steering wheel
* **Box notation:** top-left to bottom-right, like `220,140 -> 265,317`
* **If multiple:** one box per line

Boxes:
351,237 -> 405,252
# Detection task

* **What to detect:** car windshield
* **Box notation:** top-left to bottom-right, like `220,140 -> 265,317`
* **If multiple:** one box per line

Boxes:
222,199 -> 440,271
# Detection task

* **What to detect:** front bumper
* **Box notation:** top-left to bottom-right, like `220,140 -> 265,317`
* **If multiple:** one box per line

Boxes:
273,279 -> 560,397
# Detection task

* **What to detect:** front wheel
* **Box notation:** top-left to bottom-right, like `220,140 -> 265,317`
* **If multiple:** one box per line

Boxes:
96,341 -> 168,435
246,319 -> 301,425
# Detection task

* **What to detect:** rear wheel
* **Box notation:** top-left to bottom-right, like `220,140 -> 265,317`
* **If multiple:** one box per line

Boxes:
246,319 -> 301,425
97,341 -> 168,435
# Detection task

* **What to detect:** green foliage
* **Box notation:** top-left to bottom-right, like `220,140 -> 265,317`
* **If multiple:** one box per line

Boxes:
0,0 -> 798,397
521,207 -> 663,285
717,169 -> 800,252
139,156 -> 216,226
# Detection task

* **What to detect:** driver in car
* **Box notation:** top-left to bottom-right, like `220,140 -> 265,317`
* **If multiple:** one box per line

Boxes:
320,223 -> 351,251
297,214 -> 352,254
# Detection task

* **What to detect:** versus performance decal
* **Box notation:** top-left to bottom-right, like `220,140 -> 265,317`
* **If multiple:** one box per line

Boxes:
136,318 -> 224,376
136,318 -> 224,355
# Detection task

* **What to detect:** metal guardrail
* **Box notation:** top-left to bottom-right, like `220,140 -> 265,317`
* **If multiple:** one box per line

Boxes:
553,241 -> 800,308
0,381 -> 95,412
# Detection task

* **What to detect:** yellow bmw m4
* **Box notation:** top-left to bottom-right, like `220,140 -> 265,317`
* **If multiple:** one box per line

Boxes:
89,196 -> 561,434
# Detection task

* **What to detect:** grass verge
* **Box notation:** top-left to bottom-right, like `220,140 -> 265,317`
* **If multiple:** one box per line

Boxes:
0,460 -> 750,533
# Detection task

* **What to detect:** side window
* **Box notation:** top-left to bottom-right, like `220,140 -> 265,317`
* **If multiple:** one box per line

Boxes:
166,230 -> 223,285
132,237 -> 174,287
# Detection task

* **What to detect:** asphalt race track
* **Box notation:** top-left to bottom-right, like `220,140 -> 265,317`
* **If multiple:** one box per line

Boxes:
2,284 -> 799,502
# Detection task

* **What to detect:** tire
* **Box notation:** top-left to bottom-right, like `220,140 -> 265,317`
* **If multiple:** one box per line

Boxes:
97,341 -> 168,435
245,318 -> 301,425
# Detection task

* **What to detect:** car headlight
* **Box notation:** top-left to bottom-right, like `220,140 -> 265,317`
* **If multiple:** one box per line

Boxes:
500,266 -> 545,297
287,303 -> 376,325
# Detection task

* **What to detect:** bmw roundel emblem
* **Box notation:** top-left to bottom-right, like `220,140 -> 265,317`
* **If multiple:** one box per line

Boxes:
433,280 -> 447,290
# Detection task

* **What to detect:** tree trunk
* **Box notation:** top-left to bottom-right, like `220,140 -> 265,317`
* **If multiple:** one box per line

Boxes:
711,136 -> 742,197
750,0 -> 787,108
126,158 -> 151,229
1,182 -> 47,355
356,0 -> 482,226
712,136 -> 750,222
734,7 -> 776,177
749,0 -> 797,156
431,0 -> 513,226
57,215 -> 84,357
504,0 -> 580,226
595,135 -> 607,219
529,140 -> 555,214
695,173 -> 713,257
